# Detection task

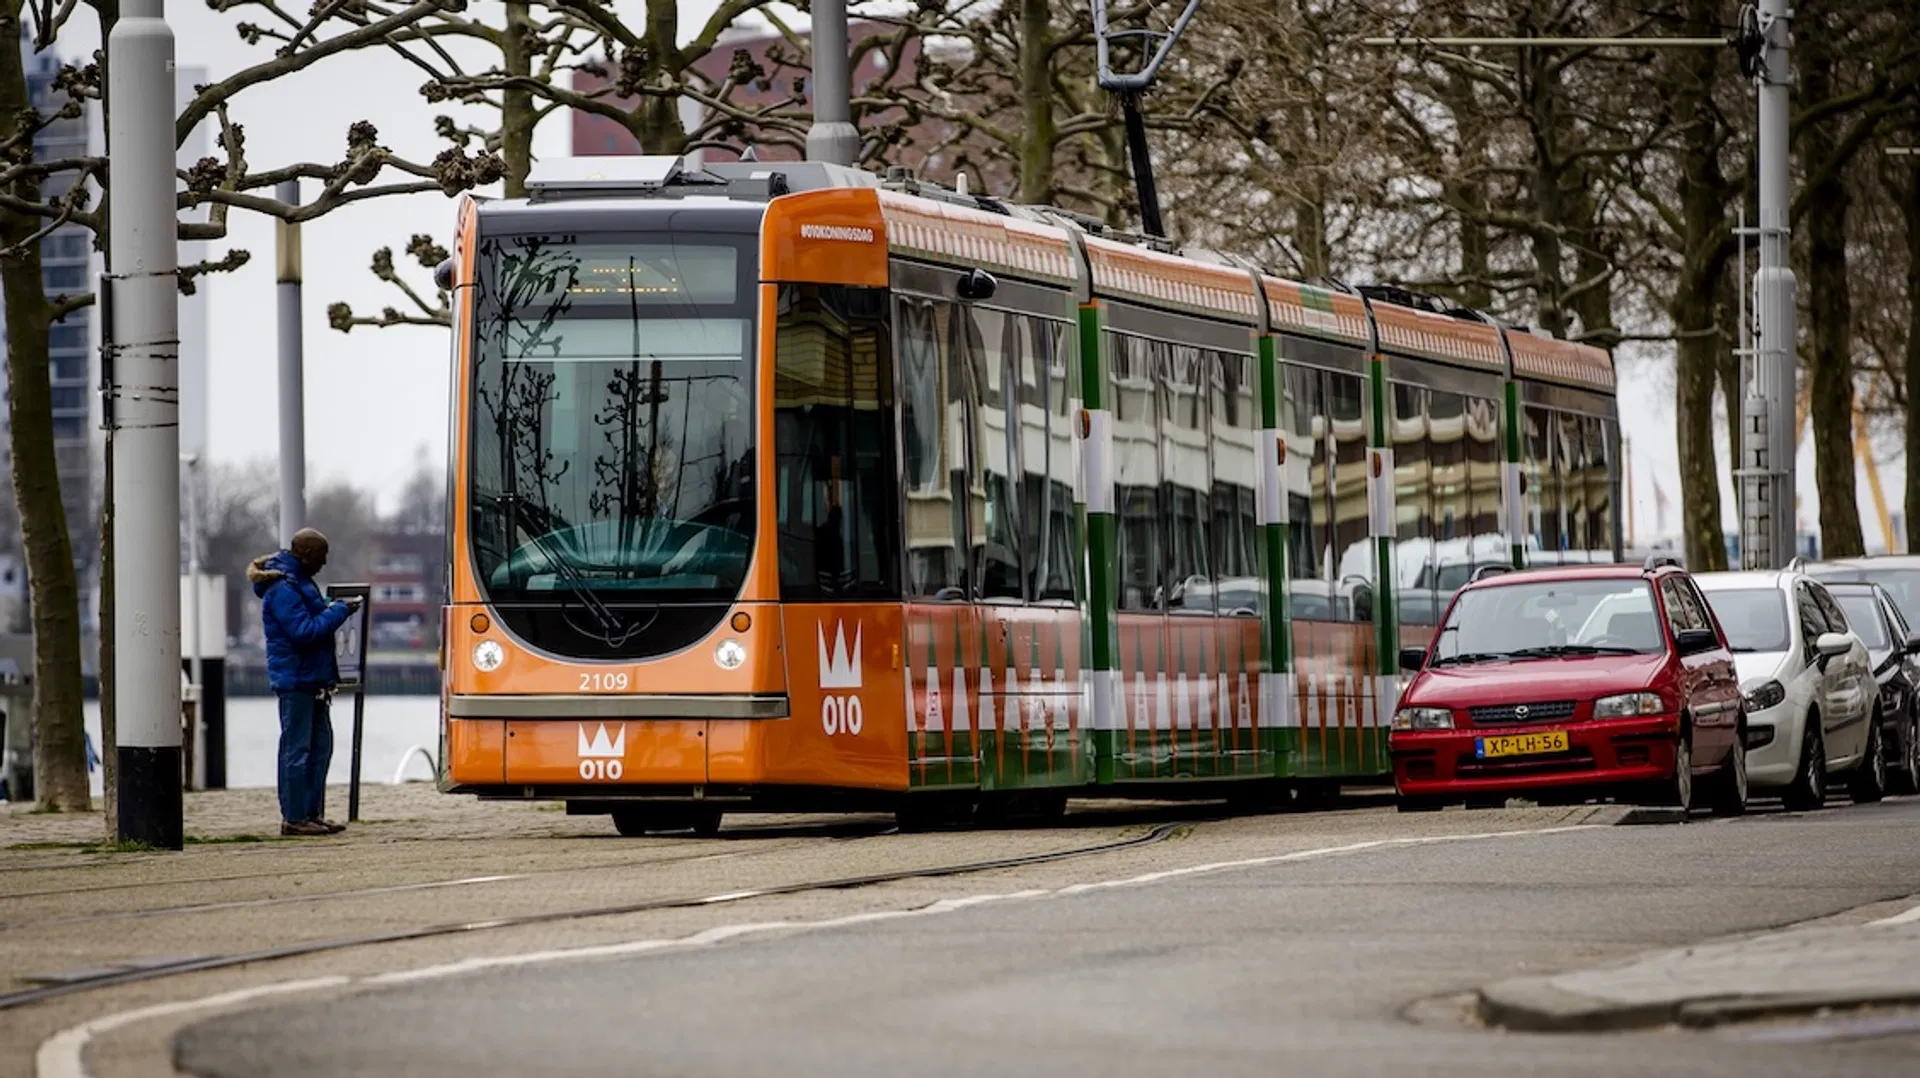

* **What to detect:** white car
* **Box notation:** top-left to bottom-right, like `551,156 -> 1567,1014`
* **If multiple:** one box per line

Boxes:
1694,570 -> 1881,808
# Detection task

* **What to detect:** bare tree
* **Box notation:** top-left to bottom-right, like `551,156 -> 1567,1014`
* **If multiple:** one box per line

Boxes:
2,0 -> 501,815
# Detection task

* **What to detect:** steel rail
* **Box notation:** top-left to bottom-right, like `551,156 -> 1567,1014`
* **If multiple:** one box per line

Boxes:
0,822 -> 1182,1012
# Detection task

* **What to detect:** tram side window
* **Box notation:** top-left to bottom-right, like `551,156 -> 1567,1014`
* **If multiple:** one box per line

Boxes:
1211,350 -> 1260,616
1162,343 -> 1212,613
1041,320 -> 1079,602
1559,410 -> 1589,560
1019,315 -> 1078,603
1524,404 -> 1564,561
1111,332 -> 1162,612
1327,369 -> 1373,622
1588,416 -> 1617,557
1464,392 -> 1502,556
965,305 -> 1023,601
1280,363 -> 1327,604
897,296 -> 966,600
772,284 -> 901,601
1392,382 -> 1437,628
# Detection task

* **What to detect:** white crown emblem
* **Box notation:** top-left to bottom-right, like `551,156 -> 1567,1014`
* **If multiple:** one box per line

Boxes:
817,621 -> 862,690
577,723 -> 626,758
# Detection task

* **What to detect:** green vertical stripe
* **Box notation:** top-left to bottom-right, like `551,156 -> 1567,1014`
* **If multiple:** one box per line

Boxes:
1079,304 -> 1117,675
1368,354 -> 1397,678
1259,336 -> 1291,677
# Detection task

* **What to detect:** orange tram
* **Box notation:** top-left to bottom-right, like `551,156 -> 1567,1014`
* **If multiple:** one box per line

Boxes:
433,155 -> 1621,835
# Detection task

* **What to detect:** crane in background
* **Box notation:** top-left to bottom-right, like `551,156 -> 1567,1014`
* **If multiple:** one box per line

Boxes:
1793,380 -> 1899,553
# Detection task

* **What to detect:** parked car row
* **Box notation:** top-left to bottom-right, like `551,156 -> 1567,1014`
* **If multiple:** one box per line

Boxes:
1388,552 -> 1920,816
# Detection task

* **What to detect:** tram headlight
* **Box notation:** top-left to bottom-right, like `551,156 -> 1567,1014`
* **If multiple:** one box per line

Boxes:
472,639 -> 504,672
714,639 -> 746,670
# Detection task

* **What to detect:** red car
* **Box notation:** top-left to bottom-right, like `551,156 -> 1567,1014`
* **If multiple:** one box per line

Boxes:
1390,557 -> 1747,815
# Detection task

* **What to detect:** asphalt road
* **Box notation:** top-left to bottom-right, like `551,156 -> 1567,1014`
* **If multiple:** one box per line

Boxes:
175,798 -> 1920,1078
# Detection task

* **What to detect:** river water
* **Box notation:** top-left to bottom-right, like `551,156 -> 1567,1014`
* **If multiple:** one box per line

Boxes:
79,695 -> 442,797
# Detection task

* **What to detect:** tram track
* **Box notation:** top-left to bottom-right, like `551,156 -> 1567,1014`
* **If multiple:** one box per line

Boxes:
0,821 -> 898,931
0,821 -> 1183,1012
0,817 -> 895,903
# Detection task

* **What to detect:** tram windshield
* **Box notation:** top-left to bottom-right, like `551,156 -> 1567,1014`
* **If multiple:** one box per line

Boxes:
468,231 -> 756,657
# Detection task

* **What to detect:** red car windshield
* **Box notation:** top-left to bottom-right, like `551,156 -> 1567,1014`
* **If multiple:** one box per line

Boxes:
1432,578 -> 1662,665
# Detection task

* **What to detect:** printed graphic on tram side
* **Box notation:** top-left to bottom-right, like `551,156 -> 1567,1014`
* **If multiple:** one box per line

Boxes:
818,620 -> 864,737
577,722 -> 627,780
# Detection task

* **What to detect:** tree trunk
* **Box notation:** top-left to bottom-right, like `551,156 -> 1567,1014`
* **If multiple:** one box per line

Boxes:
1800,36 -> 1865,559
1015,0 -> 1055,205
501,0 -> 535,196
1521,48 -> 1569,339
626,0 -> 688,157
0,9 -> 93,812
1668,0 -> 1731,572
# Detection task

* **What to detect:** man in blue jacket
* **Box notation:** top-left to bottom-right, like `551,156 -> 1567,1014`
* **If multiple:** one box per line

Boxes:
249,528 -> 361,836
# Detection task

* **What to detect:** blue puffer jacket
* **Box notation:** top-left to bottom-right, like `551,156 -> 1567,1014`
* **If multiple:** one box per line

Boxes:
248,550 -> 351,693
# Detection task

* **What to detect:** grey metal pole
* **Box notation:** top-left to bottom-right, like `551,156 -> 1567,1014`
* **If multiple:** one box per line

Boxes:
185,453 -> 202,788
804,0 -> 858,165
108,0 -> 183,849
276,180 -> 307,543
1740,0 -> 1797,569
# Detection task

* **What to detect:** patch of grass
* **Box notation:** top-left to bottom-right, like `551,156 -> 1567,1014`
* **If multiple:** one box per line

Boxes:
26,804 -> 62,815
9,838 -> 159,853
535,803 -> 564,812
184,833 -> 298,846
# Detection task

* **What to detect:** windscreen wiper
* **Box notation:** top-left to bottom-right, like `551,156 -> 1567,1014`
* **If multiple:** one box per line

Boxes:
1506,644 -> 1642,658
506,497 -> 624,635
1430,651 -> 1512,667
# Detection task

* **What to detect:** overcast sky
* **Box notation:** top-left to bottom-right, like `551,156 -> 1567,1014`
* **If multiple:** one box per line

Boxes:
44,2 -> 1908,549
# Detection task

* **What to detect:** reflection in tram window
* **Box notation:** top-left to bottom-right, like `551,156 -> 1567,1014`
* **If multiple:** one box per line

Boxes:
1210,351 -> 1260,616
1162,344 -> 1212,614
897,297 -> 966,599
1327,370 -> 1373,623
1111,333 -> 1161,612
1392,382 -> 1435,627
964,306 -> 1021,600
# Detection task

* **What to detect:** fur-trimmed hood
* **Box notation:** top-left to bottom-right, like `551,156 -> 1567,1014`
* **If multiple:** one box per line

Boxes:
248,550 -> 303,597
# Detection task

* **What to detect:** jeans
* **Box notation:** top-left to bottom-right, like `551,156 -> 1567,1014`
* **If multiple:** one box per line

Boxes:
276,691 -> 334,823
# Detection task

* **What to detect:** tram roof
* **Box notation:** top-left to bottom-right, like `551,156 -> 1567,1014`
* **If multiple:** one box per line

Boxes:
478,155 -> 1615,392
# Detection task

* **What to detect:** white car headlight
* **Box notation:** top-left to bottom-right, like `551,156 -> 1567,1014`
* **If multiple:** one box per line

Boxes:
1593,691 -> 1664,718
1392,707 -> 1453,731
1742,679 -> 1786,711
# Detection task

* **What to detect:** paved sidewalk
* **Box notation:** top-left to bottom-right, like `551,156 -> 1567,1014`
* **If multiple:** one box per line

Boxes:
1478,897 -> 1920,1031
2,782 -> 590,847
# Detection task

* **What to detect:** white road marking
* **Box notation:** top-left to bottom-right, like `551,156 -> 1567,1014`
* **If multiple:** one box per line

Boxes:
1869,901 -> 1920,926
35,823 -> 1599,1078
35,978 -> 349,1078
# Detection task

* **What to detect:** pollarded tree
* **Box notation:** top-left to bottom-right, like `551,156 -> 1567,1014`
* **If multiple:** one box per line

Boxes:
1,0 -> 503,817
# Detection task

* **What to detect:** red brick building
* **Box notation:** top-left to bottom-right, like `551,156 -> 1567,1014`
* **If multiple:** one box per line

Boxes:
570,20 -> 1004,189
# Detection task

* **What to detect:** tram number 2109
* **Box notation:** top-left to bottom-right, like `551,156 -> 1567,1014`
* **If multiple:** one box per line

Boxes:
821,693 -> 863,737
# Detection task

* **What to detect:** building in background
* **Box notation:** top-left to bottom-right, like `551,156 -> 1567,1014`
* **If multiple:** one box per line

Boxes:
570,21 -> 987,187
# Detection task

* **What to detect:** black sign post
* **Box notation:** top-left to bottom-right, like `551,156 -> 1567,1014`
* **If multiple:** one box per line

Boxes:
327,583 -> 373,822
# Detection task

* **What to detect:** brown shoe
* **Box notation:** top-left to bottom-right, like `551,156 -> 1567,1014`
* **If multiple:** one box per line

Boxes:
318,819 -> 346,833
281,820 -> 330,836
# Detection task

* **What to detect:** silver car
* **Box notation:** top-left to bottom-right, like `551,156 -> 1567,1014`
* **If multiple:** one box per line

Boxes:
1694,570 -> 1880,808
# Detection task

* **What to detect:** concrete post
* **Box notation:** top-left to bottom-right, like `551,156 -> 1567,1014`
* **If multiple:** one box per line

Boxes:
804,0 -> 858,165
1741,0 -> 1797,569
107,0 -> 183,849
276,180 -> 306,542
184,453 -> 201,788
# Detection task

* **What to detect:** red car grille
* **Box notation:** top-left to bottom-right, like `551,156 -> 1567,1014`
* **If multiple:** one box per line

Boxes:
1455,747 -> 1596,778
1468,700 -> 1578,726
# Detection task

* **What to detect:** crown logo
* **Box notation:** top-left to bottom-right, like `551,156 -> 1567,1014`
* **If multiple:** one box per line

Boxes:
577,723 -> 626,758
817,621 -> 862,690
